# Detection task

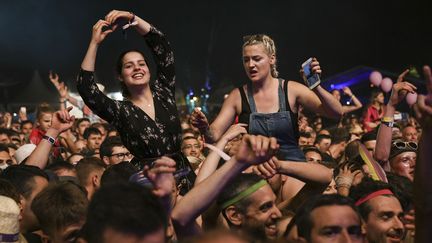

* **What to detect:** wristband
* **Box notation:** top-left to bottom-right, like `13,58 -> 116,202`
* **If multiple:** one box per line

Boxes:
42,135 -> 56,145
335,176 -> 353,188
336,184 -> 351,189
382,116 -> 394,123
123,12 -> 138,30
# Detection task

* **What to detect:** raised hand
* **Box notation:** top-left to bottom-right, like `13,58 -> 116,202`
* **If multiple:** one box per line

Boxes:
299,57 -> 322,79
58,82 -> 69,99
342,87 -> 353,97
50,107 -> 75,134
49,71 -> 61,90
49,71 -> 69,99
388,69 -> 417,106
190,108 -> 210,131
143,156 -> 176,198
253,157 -> 281,179
104,10 -> 135,31
220,123 -> 247,142
234,134 -> 279,165
91,19 -> 113,45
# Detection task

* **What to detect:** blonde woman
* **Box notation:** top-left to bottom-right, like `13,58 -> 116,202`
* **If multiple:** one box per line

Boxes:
191,34 -> 343,161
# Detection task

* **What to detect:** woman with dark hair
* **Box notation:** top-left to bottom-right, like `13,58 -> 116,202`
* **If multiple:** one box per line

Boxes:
77,10 -> 194,191
362,89 -> 385,132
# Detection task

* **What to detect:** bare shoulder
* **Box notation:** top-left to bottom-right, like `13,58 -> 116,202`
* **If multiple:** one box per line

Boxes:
287,80 -> 307,93
287,80 -> 316,99
285,80 -> 305,111
225,86 -> 242,114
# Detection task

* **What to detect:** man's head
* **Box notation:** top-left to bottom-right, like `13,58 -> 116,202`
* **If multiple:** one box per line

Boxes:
83,127 -> 103,153
299,132 -> 313,148
75,118 -> 91,139
75,157 -> 106,199
349,179 -> 405,243
0,144 -> 12,170
8,130 -> 22,146
31,181 -> 88,243
329,127 -> 350,147
401,125 -> 418,143
20,120 -> 34,136
100,136 -> 132,165
0,165 -> 49,232
388,140 -> 417,182
295,194 -> 364,243
392,124 -> 402,140
361,131 -> 377,156
100,161 -> 138,186
74,139 -> 87,152
181,136 -> 202,158
0,178 -> 21,204
314,134 -> 331,153
303,146 -> 322,164
328,127 -> 350,159
0,128 -> 11,144
67,153 -> 84,165
46,161 -> 78,178
217,173 -> 281,240
78,182 -> 167,243
91,123 -> 108,141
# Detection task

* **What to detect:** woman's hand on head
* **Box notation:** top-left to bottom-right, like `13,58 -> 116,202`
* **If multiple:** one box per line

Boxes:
91,20 -> 113,45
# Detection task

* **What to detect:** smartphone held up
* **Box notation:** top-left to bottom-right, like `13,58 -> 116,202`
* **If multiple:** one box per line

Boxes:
301,58 -> 321,90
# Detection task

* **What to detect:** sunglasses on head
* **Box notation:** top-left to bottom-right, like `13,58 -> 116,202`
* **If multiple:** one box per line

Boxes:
392,141 -> 418,151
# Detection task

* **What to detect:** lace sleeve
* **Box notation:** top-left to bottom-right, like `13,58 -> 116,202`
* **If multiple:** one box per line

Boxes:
144,26 -> 175,97
76,70 -> 121,124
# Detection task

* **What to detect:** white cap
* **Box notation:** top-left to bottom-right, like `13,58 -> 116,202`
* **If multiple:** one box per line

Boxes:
0,196 -> 21,242
14,144 -> 36,164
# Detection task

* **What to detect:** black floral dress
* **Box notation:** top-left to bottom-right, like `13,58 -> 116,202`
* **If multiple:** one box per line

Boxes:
77,26 -> 195,192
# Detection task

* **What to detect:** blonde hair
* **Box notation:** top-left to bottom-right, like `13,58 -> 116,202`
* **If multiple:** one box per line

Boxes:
242,34 -> 278,78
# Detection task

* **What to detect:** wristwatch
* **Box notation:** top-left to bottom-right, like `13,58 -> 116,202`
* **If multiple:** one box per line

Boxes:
381,120 -> 394,128
42,135 -> 56,145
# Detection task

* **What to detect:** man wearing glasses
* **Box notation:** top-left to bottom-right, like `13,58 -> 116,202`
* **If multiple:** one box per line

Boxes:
100,136 -> 133,166
388,140 -> 417,182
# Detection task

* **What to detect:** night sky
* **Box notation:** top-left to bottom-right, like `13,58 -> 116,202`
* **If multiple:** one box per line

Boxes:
1,0 -> 431,107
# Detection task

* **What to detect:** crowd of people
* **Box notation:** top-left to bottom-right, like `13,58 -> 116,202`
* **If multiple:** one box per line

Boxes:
1,9 -> 432,243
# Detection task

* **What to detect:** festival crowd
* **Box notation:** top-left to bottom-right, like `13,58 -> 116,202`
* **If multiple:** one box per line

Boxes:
1,9 -> 432,243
